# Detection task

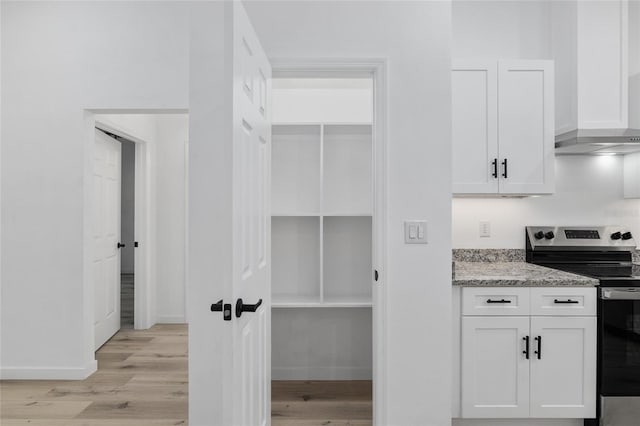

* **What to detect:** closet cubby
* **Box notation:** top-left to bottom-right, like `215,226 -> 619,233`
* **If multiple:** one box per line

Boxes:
272,124 -> 321,215
271,123 -> 373,308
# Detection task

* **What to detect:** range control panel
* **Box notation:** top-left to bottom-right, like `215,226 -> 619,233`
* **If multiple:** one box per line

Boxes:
526,226 -> 636,250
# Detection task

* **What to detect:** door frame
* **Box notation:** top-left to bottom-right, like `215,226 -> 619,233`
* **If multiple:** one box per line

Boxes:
270,58 -> 388,423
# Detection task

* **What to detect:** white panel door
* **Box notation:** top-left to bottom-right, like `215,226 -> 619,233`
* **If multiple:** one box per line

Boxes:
530,316 -> 597,418
229,3 -> 272,425
461,316 -> 530,418
452,61 -> 499,194
93,129 -> 122,350
498,60 -> 554,194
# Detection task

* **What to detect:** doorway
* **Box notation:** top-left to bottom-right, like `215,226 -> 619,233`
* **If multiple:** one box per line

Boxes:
90,112 -> 189,350
269,75 -> 377,423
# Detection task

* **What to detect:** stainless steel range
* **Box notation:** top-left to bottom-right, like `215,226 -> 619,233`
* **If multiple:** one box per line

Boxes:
526,226 -> 640,426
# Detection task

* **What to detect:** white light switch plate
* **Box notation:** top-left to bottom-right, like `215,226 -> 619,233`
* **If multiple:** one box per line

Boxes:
404,220 -> 428,244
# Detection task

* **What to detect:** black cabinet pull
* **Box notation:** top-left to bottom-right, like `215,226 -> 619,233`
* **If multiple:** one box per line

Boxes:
534,336 -> 542,359
501,158 -> 508,178
117,242 -> 126,249
523,336 -> 530,359
492,158 -> 498,178
486,299 -> 511,304
374,270 -> 379,282
235,298 -> 263,318
554,299 -> 579,304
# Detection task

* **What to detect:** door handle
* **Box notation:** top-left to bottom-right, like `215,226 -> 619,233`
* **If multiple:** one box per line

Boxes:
523,336 -> 530,359
486,299 -> 511,304
534,336 -> 542,359
235,298 -> 263,318
117,242 -> 126,249
211,299 -> 232,321
554,299 -> 579,304
492,158 -> 498,179
501,158 -> 508,179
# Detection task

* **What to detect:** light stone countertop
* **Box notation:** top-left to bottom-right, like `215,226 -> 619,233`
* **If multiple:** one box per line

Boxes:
453,261 -> 599,287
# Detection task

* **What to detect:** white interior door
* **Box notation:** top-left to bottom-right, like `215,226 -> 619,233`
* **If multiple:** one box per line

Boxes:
93,129 -> 122,350
230,4 -> 272,424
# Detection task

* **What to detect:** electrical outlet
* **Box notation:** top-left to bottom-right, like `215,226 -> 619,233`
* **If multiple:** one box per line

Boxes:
479,221 -> 491,238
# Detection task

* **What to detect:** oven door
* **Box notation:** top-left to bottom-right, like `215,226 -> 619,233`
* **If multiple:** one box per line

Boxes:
600,288 -> 640,396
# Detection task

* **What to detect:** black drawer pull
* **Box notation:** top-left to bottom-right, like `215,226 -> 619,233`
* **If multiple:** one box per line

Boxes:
523,336 -> 530,359
554,299 -> 579,304
486,299 -> 512,304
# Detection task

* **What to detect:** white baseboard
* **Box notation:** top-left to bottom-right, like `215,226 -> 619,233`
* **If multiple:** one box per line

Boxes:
1,360 -> 97,380
453,419 -> 583,426
156,315 -> 186,324
272,366 -> 372,380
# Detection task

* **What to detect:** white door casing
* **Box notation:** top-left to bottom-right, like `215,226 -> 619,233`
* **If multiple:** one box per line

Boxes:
529,316 -> 597,418
93,129 -> 122,350
461,316 -> 530,418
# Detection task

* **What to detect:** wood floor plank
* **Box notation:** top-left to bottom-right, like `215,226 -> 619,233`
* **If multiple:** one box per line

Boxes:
1,324 -> 371,425
0,400 -> 92,419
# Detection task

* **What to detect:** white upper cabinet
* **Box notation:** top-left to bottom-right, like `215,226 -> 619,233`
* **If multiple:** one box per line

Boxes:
452,60 -> 555,195
452,61 -> 499,194
577,0 -> 628,129
624,152 -> 640,199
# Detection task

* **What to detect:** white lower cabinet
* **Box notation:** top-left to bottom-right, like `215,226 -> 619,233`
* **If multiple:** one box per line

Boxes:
462,316 -> 530,418
529,316 -> 597,418
458,287 -> 597,420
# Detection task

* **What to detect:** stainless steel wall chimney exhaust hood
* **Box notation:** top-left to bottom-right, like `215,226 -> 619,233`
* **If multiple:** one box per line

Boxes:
555,128 -> 640,155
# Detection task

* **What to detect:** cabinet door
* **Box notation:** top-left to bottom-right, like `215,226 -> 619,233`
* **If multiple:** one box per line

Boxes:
498,60 -> 554,195
530,316 -> 597,418
462,316 -> 530,418
452,61 -> 499,194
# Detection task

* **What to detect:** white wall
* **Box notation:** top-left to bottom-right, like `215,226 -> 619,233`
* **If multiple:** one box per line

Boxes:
246,2 -> 453,425
273,78 -> 373,124
155,114 -> 188,323
453,0 -> 552,60
1,2 -> 189,379
453,156 -> 640,249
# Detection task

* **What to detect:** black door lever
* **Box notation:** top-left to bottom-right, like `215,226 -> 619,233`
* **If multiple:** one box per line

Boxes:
236,298 -> 263,318
117,242 -> 126,249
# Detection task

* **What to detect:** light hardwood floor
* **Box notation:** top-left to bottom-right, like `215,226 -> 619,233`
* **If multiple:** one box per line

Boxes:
1,324 -> 372,426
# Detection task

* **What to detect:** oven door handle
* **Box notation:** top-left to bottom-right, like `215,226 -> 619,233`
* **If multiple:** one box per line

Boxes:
601,288 -> 640,300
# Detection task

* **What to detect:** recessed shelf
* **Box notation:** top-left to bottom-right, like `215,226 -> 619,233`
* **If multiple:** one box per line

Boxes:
323,125 -> 373,214
272,217 -> 321,302
323,216 -> 373,302
272,125 -> 321,213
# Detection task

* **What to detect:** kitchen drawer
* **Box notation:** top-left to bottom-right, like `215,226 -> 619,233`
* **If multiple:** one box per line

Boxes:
530,287 -> 596,316
462,287 -> 530,316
